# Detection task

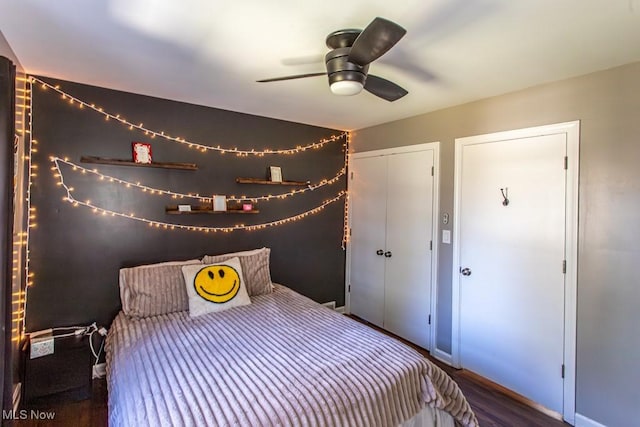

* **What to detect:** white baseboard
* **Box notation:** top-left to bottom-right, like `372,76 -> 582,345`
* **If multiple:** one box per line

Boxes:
13,382 -> 21,411
335,306 -> 345,314
575,413 -> 607,427
431,348 -> 454,366
92,362 -> 107,379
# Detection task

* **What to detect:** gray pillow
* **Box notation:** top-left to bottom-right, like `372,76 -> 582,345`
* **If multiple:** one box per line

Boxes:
119,259 -> 201,317
202,248 -> 272,296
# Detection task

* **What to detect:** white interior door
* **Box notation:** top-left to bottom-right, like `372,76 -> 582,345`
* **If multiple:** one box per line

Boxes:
458,134 -> 566,413
349,156 -> 387,326
383,151 -> 434,349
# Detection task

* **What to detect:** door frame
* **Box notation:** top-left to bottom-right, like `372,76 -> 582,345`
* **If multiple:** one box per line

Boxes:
451,121 -> 579,423
345,142 -> 440,352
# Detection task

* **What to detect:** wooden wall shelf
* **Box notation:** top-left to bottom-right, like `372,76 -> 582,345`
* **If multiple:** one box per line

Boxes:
236,177 -> 310,186
165,206 -> 259,215
81,156 -> 198,171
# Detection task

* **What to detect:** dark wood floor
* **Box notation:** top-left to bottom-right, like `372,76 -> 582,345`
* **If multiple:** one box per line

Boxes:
16,321 -> 569,427
350,316 -> 569,427
16,379 -> 107,427
421,355 -> 569,426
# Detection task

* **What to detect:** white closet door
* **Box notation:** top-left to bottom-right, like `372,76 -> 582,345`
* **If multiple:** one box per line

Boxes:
349,155 -> 387,326
458,133 -> 566,413
383,151 -> 434,349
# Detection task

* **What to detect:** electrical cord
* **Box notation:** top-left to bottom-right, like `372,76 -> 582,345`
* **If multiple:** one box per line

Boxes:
28,322 -> 108,362
89,328 -> 106,365
92,335 -> 106,367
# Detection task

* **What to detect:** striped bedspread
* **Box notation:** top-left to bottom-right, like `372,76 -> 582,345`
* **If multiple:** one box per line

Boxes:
106,285 -> 478,427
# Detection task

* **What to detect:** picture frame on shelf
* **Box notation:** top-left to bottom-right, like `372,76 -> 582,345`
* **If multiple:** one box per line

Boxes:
212,195 -> 227,212
269,166 -> 282,183
132,142 -> 152,164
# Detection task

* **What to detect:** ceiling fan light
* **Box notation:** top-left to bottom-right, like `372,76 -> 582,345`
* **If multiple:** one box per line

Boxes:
330,80 -> 364,96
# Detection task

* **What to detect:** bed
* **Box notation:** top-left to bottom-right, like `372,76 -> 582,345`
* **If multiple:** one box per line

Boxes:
107,252 -> 478,427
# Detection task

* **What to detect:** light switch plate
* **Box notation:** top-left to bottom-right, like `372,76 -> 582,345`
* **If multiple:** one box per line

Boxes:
442,230 -> 451,244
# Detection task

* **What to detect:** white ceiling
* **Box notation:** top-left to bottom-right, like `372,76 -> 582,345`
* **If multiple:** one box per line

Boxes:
1,0 -> 640,130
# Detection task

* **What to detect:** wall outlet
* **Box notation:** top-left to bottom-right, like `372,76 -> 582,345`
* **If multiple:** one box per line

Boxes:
92,363 -> 106,379
322,301 -> 337,310
30,334 -> 54,359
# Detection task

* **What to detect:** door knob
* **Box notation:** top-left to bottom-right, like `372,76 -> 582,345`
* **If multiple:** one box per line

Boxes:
384,251 -> 392,258
376,249 -> 384,256
460,267 -> 472,276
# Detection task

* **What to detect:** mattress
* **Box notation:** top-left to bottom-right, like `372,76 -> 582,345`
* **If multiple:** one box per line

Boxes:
106,285 -> 478,426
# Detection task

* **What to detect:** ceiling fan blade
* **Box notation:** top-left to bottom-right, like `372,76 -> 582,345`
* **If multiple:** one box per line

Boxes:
383,46 -> 439,83
257,72 -> 326,83
364,75 -> 408,102
281,54 -> 325,66
348,17 -> 406,67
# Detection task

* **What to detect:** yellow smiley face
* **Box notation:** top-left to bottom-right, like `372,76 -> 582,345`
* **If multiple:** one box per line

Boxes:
193,265 -> 241,303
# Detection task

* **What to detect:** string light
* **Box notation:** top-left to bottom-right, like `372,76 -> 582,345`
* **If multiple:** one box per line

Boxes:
10,75 -> 28,342
30,77 -> 346,156
52,156 -> 346,203
20,77 -> 34,338
54,162 -> 345,232
342,133 -> 351,249
20,74 -> 350,334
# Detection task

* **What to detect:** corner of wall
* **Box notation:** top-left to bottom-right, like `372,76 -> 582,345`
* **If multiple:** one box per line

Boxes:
575,413 -> 608,427
0,30 -> 24,72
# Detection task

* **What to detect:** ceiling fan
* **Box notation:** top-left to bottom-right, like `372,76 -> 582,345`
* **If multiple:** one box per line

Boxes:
257,17 -> 408,102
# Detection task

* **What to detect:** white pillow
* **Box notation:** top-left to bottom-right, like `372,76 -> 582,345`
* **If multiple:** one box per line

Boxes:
181,257 -> 251,318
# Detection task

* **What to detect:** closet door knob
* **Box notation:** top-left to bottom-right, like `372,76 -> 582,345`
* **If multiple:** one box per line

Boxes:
461,267 -> 472,276
384,251 -> 392,258
376,249 -> 384,256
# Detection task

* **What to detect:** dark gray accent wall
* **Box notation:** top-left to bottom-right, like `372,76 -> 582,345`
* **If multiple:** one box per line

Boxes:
0,32 -> 24,413
27,77 -> 346,332
1,55 -> 16,416
352,61 -> 640,427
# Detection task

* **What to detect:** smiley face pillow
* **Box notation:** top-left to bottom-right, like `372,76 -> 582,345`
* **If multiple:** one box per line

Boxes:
181,257 -> 251,317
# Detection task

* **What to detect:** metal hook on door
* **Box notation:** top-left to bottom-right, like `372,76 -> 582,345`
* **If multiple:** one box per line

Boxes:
500,188 -> 509,206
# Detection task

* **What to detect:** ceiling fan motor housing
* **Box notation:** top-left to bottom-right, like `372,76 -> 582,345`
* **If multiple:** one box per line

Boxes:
325,47 -> 369,87
257,20 -> 407,101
